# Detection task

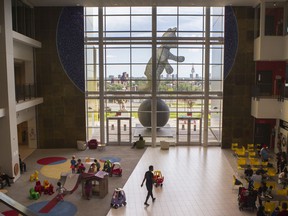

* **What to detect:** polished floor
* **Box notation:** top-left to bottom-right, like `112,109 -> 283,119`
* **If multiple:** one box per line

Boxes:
107,147 -> 254,216
2,146 -> 257,216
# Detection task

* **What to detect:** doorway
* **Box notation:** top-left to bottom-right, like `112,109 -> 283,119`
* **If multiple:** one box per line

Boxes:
17,121 -> 28,146
254,123 -> 271,148
106,117 -> 131,145
177,117 -> 202,145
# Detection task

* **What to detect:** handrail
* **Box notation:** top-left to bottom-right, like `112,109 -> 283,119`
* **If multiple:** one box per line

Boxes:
0,192 -> 37,216
15,84 -> 36,103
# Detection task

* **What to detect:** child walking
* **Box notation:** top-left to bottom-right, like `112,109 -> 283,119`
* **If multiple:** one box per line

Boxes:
56,181 -> 66,201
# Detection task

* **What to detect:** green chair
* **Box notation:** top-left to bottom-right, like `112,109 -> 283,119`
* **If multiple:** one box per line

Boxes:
29,188 -> 40,200
136,140 -> 145,149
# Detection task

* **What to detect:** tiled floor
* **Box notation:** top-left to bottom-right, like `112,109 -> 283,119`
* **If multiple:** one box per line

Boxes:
1,146 -> 257,216
107,147 -> 255,216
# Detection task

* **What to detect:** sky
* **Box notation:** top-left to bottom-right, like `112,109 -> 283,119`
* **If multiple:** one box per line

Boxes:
85,6 -> 224,79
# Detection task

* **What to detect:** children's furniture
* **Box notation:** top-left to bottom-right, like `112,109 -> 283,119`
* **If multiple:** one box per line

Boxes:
88,139 -> 98,149
136,140 -> 145,149
77,141 -> 87,151
160,141 -> 169,150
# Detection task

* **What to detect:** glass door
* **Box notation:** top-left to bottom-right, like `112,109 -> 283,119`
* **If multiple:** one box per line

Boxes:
177,117 -> 202,145
106,117 -> 131,145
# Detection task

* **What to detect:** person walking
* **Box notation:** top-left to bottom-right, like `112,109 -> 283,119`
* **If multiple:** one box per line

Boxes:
141,165 -> 156,206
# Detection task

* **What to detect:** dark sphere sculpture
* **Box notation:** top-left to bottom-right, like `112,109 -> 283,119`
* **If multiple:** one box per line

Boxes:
138,99 -> 170,128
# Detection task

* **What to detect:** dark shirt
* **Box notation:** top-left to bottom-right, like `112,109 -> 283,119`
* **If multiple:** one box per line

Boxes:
245,168 -> 253,177
257,211 -> 266,216
145,171 -> 154,186
280,160 -> 287,172
256,169 -> 266,175
258,185 -> 268,195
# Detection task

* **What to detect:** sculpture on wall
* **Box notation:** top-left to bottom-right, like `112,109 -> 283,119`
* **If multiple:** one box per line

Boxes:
144,27 -> 185,90
138,28 -> 185,128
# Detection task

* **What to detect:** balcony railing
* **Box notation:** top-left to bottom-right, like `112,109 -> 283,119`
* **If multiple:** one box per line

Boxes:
15,84 -> 36,103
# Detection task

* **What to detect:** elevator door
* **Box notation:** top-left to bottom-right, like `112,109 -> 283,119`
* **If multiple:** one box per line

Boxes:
177,117 -> 202,145
106,117 -> 131,145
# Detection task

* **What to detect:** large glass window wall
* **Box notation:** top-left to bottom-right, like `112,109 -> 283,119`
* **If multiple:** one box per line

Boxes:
85,6 -> 224,146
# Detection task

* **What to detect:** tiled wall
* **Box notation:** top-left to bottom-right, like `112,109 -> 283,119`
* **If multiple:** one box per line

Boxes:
35,7 -> 86,148
222,7 -> 255,148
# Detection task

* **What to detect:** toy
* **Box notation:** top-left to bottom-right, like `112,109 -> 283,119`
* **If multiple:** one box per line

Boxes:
46,184 -> 54,195
30,171 -> 39,182
109,162 -> 122,177
34,180 -> 42,195
29,188 -> 40,200
153,170 -> 164,187
102,160 -> 112,173
43,180 -> 50,189
43,180 -> 54,195
88,139 -> 98,149
110,188 -> 126,209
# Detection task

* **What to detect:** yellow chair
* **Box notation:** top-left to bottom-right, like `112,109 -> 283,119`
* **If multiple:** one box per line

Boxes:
250,158 -> 261,166
266,181 -> 276,189
247,144 -> 254,152
264,201 -> 277,215
261,161 -> 268,166
235,146 -> 246,157
231,143 -> 238,151
267,168 -> 277,177
237,158 -> 247,170
277,189 -> 288,196
248,151 -> 256,158
253,181 -> 261,190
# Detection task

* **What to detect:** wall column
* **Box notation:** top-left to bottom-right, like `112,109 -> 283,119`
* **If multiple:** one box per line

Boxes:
0,0 -> 20,178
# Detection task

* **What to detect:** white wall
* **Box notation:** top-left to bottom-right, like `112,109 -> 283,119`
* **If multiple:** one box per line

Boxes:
254,35 -> 288,61
14,41 -> 34,83
251,98 -> 281,119
279,100 -> 288,122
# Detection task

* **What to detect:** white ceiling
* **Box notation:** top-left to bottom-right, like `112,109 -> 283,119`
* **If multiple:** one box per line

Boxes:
26,0 -> 262,7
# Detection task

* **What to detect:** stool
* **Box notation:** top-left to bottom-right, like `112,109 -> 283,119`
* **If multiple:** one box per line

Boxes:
98,143 -> 106,151
160,141 -> 169,150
